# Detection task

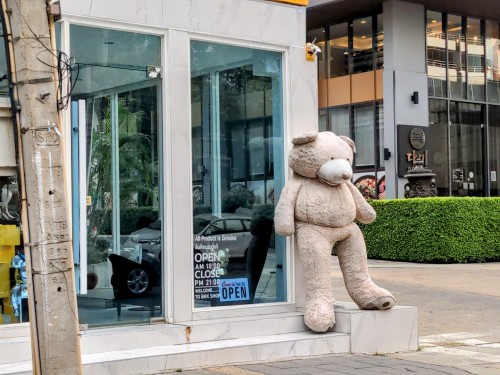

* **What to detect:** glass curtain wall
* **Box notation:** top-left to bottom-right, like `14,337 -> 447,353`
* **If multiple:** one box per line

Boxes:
466,18 -> 485,102
190,41 -> 285,308
447,14 -> 466,99
70,25 -> 163,326
427,11 -> 447,97
486,21 -> 500,104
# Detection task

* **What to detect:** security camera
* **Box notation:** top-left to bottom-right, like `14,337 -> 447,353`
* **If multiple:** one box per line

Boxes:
306,38 -> 322,56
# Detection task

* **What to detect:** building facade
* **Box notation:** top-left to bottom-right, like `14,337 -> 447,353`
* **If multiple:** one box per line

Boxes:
307,0 -> 500,198
0,0 -> 332,371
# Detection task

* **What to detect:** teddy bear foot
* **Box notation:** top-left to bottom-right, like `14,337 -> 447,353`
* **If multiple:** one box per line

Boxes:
304,302 -> 336,333
362,295 -> 396,310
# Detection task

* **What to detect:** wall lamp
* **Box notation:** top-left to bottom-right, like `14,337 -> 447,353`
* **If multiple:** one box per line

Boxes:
384,148 -> 391,161
411,91 -> 419,104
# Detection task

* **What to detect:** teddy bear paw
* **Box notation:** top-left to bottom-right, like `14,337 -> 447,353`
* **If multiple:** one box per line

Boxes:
363,295 -> 396,310
304,302 -> 336,332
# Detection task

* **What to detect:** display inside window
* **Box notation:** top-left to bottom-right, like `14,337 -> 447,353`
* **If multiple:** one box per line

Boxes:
190,41 -> 286,308
0,175 -> 24,324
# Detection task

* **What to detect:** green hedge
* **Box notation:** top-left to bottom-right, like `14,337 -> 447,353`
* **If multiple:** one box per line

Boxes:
359,197 -> 500,263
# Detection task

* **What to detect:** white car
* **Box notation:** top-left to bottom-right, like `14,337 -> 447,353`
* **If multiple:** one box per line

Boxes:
131,214 -> 253,259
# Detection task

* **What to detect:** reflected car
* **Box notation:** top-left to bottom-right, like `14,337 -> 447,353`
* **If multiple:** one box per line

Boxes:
193,214 -> 253,259
131,214 -> 253,260
108,247 -> 161,298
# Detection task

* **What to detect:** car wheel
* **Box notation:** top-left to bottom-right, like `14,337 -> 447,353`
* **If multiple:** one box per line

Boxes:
126,267 -> 151,296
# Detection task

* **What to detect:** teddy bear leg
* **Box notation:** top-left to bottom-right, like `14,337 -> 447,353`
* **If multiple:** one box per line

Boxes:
296,224 -> 336,332
336,223 -> 396,310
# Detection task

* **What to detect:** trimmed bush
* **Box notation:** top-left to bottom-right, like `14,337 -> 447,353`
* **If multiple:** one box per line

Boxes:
359,197 -> 500,263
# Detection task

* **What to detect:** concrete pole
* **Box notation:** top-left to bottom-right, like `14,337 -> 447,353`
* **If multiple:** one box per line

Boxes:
1,0 -> 82,373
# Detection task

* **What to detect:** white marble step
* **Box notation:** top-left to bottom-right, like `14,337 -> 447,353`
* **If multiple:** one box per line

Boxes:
0,331 -> 351,375
0,312 -> 307,365
0,304 -> 418,374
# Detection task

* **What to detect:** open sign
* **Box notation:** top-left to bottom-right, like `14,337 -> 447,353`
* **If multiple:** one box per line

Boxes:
219,278 -> 249,302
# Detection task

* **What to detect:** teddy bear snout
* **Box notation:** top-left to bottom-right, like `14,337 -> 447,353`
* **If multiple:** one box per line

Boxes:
317,159 -> 352,185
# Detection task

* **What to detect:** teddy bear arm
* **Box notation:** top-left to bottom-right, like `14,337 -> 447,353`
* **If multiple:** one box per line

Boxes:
346,181 -> 376,224
274,174 -> 303,236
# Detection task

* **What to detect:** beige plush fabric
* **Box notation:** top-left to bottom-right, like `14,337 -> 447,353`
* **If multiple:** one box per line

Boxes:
275,131 -> 395,333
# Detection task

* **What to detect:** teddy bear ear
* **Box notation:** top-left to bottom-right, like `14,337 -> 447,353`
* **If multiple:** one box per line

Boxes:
292,131 -> 318,145
339,135 -> 357,153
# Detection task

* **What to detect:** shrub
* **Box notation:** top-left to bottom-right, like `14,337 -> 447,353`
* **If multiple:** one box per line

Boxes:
92,207 -> 159,235
359,197 -> 500,263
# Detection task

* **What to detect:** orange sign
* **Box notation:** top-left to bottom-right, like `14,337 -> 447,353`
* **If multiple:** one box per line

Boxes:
269,0 -> 308,5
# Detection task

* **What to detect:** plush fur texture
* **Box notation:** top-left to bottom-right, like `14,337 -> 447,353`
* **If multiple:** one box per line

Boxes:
275,131 -> 395,333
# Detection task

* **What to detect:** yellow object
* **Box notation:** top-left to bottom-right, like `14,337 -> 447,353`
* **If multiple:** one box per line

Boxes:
269,0 -> 308,5
0,225 -> 21,246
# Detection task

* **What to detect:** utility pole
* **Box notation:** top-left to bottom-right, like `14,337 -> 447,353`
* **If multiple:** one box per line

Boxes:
1,0 -> 82,374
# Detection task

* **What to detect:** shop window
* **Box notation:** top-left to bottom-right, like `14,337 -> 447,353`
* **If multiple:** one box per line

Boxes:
449,102 -> 485,197
427,99 -> 450,196
69,25 -> 163,326
329,22 -> 349,78
0,176 -> 23,324
352,17 -> 373,74
190,41 -> 286,307
353,104 -> 375,167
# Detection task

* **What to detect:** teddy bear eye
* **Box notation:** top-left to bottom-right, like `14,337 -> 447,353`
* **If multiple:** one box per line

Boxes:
330,157 -> 334,160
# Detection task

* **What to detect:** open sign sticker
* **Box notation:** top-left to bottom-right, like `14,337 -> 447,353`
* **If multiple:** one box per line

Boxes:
219,278 -> 249,302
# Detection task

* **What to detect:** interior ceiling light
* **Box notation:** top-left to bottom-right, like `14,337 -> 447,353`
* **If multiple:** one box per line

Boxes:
432,20 -> 437,23
361,20 -> 367,24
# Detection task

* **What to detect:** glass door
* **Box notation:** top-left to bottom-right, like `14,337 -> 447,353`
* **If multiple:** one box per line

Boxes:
69,25 -> 163,326
450,102 -> 485,196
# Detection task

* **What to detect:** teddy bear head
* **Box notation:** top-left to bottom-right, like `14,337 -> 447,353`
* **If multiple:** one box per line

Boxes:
288,131 -> 356,186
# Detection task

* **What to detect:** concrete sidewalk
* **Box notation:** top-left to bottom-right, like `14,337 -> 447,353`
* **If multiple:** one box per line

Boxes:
157,259 -> 500,375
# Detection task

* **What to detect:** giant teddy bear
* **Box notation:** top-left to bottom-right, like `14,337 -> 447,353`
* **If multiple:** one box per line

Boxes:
275,131 -> 395,333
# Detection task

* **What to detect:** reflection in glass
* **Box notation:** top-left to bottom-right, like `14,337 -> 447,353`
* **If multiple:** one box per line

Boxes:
427,11 -> 447,97
352,17 -> 373,74
448,15 -> 466,100
70,25 -> 162,326
427,99 -> 449,195
466,18 -> 485,102
329,23 -> 349,78
190,41 -> 285,308
449,102 -> 484,196
486,21 -> 500,104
